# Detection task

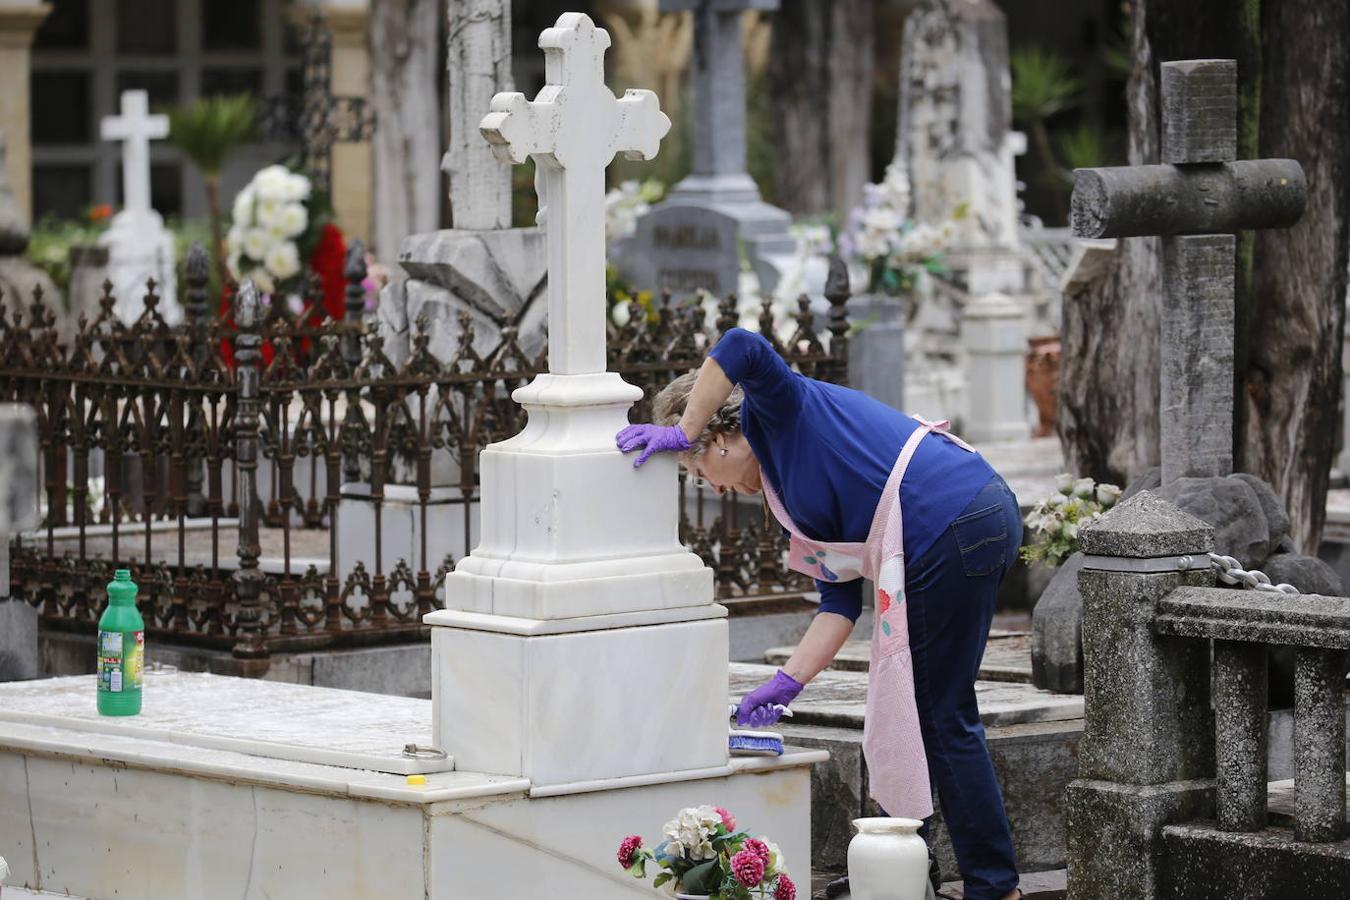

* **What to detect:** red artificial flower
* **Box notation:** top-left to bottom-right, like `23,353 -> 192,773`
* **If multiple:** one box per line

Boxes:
730,848 -> 766,887
617,835 -> 643,870
88,204 -> 113,223
774,873 -> 797,900
744,837 -> 770,866
714,806 -> 736,832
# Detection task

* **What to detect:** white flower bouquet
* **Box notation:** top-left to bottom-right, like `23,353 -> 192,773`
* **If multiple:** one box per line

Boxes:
1021,474 -> 1123,567
226,164 -> 323,295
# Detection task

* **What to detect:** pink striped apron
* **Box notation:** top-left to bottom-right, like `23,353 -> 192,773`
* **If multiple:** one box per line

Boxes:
759,417 -> 976,819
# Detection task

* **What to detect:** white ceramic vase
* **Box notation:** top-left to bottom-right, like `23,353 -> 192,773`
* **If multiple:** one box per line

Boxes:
847,817 -> 930,900
674,894 -> 710,900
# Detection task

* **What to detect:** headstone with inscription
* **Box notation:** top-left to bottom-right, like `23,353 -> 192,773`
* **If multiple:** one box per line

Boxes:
98,90 -> 181,325
616,0 -> 795,297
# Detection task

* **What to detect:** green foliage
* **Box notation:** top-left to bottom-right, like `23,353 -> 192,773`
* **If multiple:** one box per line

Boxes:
165,95 -> 258,179
1011,47 -> 1083,125
26,214 -> 107,293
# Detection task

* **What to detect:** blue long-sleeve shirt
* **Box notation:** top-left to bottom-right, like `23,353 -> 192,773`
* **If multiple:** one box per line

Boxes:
709,328 -> 995,621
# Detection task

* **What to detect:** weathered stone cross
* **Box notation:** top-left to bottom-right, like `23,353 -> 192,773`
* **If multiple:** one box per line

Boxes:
100,90 -> 168,218
660,0 -> 777,186
479,12 -> 670,375
1071,59 -> 1306,484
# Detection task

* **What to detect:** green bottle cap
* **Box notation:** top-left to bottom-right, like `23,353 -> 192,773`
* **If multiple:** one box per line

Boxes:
107,569 -> 138,605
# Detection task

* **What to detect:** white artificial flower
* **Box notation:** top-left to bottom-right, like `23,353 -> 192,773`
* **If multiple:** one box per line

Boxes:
246,267 -> 275,294
763,839 -> 785,874
854,228 -> 890,261
226,225 -> 245,254
1073,477 -> 1095,499
227,250 -> 242,280
860,207 -> 901,235
1042,516 -> 1062,536
283,172 -> 311,202
278,202 -> 308,238
255,198 -> 284,230
660,807 -> 720,862
231,187 -> 255,227
264,241 -> 301,280
611,299 -> 632,327
1096,484 -> 1122,507
1055,473 -> 1075,494
253,165 -> 291,202
1046,492 -> 1066,507
242,228 -> 271,261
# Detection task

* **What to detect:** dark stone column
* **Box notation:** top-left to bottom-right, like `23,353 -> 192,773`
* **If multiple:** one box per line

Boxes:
1213,639 -> 1268,831
1294,648 -> 1348,842
1066,491 -> 1217,900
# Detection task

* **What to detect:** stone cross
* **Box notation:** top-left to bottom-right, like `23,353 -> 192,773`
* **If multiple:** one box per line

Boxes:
100,91 -> 168,217
1070,59 -> 1306,484
479,12 -> 670,375
659,0 -> 777,188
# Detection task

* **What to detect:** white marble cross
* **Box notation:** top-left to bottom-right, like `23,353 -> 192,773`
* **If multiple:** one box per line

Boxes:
101,90 -> 169,218
479,12 -> 670,375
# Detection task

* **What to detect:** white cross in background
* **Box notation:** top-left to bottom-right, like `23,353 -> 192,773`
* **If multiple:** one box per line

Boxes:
101,90 -> 169,218
480,13 -> 670,375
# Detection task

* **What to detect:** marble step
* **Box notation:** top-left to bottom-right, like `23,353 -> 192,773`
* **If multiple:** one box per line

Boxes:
762,630 -> 1034,685
730,661 -> 1081,730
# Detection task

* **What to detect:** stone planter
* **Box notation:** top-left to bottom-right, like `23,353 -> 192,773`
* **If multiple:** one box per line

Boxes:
1025,334 -> 1061,438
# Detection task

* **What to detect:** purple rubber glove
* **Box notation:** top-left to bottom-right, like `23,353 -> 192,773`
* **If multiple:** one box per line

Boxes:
615,423 -> 695,468
736,669 -> 804,727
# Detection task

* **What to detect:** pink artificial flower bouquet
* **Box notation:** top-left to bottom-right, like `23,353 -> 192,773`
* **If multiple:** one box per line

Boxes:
618,805 -> 796,899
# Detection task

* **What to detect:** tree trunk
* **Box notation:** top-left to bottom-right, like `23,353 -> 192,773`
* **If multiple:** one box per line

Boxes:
369,0 -> 442,257
1242,0 -> 1350,552
1056,2 -> 1163,485
765,0 -> 874,220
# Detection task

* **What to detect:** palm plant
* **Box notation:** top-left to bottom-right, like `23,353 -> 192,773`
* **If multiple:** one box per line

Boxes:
165,94 -> 258,285
1011,47 -> 1083,218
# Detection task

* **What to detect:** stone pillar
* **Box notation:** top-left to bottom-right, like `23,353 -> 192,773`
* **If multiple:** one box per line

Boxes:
294,0 -> 373,244
0,403 -> 39,681
0,2 -> 50,228
961,291 -> 1029,443
1066,491 -> 1218,900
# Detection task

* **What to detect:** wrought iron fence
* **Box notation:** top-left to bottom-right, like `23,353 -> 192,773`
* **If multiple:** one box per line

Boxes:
1,244 -> 851,663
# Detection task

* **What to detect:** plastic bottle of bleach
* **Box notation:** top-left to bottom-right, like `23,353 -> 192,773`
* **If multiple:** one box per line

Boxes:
97,569 -> 144,716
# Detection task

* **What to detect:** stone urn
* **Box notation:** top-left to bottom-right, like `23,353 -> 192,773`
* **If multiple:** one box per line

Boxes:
848,817 -> 929,900
1025,334 -> 1061,438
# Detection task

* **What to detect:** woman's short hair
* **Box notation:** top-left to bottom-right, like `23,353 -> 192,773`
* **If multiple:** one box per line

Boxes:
651,371 -> 743,457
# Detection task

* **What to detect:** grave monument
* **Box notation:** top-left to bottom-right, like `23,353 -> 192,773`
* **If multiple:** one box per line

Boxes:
616,0 -> 796,298
0,129 -> 59,337
98,90 -> 181,325
1032,59 -> 1320,693
0,17 -> 819,897
0,404 -> 38,681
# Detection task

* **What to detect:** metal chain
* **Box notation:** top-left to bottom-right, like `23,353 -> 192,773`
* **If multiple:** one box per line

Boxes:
1207,553 -> 1300,595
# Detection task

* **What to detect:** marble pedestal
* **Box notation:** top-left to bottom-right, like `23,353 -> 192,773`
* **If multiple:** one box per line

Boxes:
337,483 -> 480,577
98,209 -> 180,325
0,672 -> 820,899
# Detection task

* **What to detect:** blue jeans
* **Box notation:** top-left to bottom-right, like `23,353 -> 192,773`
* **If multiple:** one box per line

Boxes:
900,474 -> 1021,899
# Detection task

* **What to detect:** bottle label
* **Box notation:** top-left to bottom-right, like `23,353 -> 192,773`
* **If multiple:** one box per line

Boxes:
98,630 -> 143,693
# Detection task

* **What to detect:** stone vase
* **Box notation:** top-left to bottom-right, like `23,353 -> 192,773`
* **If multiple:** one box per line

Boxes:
848,817 -> 929,900
1025,334 -> 1061,438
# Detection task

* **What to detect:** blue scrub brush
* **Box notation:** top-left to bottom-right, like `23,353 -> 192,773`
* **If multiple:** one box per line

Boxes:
727,703 -> 790,756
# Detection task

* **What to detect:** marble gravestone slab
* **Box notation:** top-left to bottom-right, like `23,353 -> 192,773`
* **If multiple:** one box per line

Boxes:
629,204 -> 743,295
729,662 -> 1081,728
0,671 -> 450,775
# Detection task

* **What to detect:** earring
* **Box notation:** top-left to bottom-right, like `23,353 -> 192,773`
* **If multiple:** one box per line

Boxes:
719,447 -> 728,456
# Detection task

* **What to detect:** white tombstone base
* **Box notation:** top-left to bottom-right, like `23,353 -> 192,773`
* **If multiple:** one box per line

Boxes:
98,209 -> 181,325
428,607 -> 730,787
337,483 -> 480,578
0,673 -> 820,899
